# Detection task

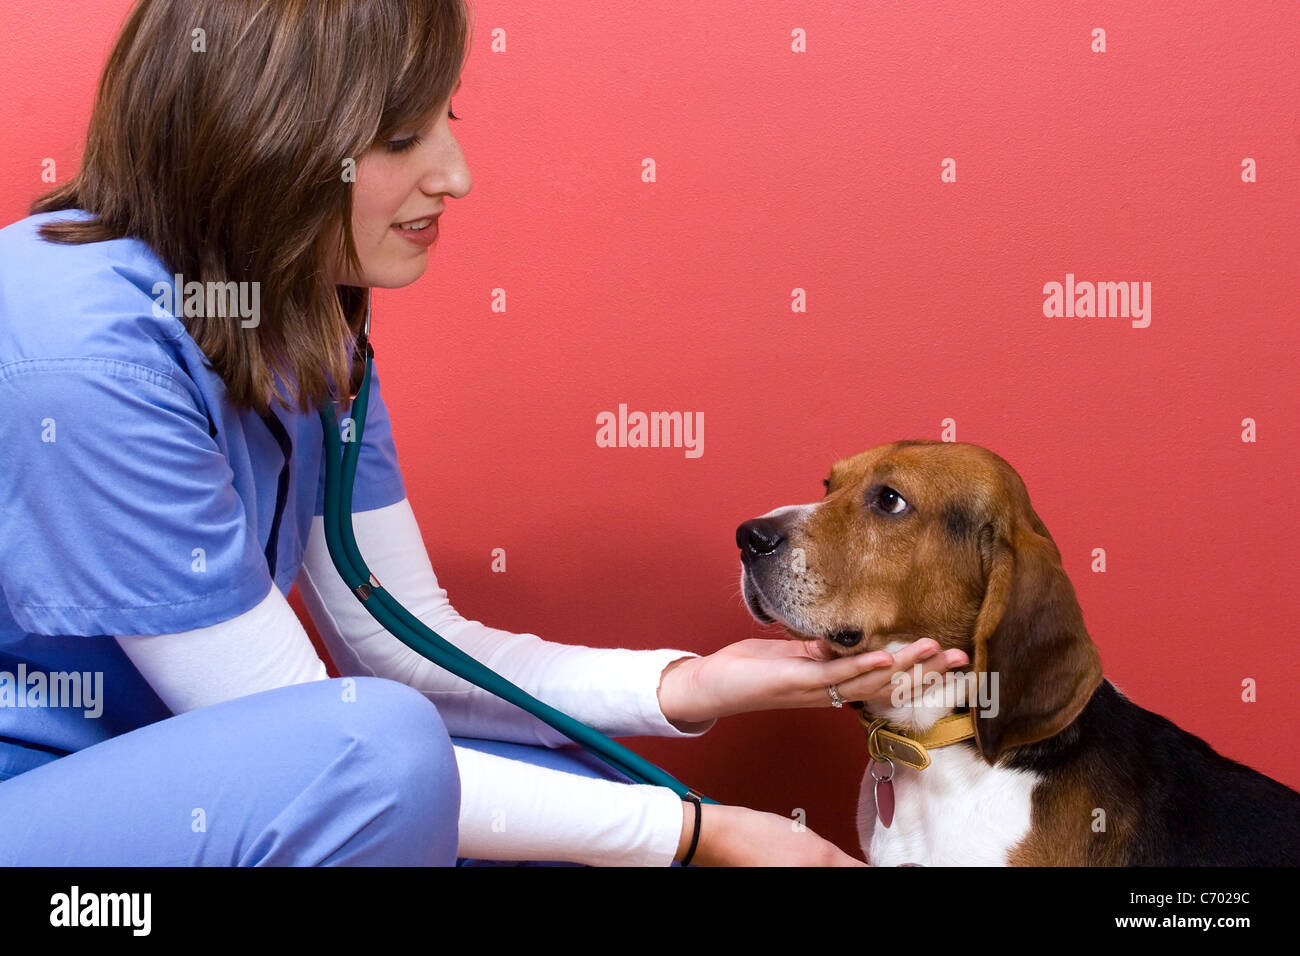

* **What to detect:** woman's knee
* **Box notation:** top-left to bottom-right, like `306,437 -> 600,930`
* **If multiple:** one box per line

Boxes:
296,677 -> 461,864
331,676 -> 456,773
0,677 -> 462,866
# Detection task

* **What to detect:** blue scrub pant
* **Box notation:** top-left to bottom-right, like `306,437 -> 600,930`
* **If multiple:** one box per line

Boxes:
0,677 -> 640,866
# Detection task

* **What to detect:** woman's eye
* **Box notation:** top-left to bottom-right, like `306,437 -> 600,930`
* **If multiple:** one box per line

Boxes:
876,486 -> 907,515
384,104 -> 461,153
385,134 -> 423,153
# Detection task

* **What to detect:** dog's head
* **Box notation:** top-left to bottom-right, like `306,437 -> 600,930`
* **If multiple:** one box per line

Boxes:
736,439 -> 1102,763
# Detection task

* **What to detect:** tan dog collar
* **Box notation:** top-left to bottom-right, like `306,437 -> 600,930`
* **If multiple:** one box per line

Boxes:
857,708 -> 975,771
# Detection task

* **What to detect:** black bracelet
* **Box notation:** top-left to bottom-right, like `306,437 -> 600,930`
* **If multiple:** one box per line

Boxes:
680,789 -> 703,866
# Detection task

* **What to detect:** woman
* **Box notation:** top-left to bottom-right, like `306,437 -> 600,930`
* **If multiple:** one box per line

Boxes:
0,0 -> 967,866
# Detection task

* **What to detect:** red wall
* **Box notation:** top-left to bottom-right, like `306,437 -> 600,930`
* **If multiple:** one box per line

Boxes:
4,0 -> 1296,860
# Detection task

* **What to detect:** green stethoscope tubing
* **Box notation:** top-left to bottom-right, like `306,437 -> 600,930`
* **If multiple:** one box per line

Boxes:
316,301 -> 717,806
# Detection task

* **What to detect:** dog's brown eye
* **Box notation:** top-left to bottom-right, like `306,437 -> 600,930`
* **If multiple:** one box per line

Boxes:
822,478 -> 830,493
873,486 -> 908,515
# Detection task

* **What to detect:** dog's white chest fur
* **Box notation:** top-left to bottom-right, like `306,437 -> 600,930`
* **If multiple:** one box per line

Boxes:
857,744 -> 1041,866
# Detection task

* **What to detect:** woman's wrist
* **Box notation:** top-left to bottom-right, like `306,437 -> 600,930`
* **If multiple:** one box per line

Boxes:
657,655 -> 715,730
676,799 -> 695,863
676,798 -> 715,864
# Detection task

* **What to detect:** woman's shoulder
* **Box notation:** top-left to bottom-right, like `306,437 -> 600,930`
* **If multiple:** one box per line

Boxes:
0,207 -> 166,277
0,208 -> 190,381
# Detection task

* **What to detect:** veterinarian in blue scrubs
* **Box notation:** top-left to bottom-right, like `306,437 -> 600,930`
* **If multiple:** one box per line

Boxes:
0,0 -> 963,867
0,0 -> 655,863
0,206 -> 648,865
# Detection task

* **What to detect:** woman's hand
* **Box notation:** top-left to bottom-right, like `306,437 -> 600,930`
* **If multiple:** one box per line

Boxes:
677,801 -> 865,866
658,636 -> 969,726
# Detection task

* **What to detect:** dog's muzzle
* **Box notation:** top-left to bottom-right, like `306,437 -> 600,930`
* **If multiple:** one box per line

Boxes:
736,517 -> 863,648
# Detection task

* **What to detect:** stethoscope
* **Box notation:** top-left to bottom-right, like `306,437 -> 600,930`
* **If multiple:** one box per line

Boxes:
317,292 -> 717,806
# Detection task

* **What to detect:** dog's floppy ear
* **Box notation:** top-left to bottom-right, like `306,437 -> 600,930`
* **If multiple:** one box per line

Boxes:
969,511 -> 1102,764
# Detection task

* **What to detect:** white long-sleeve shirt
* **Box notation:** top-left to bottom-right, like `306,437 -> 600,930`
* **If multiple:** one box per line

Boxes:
113,496 -> 716,866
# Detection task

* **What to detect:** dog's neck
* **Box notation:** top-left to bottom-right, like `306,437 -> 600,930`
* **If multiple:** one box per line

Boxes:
860,696 -> 960,735
856,675 -> 1113,771
851,700 -> 975,770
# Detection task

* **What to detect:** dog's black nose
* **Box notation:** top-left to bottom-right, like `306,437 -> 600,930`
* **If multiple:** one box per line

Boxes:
736,519 -> 785,563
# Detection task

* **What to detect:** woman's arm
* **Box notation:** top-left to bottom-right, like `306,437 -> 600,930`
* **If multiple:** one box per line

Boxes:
454,745 -> 687,865
114,583 -> 694,865
294,496 -> 717,745
113,582 -> 328,710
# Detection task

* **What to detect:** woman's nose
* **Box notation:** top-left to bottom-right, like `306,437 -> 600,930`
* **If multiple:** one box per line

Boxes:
422,137 -> 472,199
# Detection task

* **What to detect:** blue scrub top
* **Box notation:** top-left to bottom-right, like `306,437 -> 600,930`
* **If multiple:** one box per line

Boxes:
0,209 -> 408,780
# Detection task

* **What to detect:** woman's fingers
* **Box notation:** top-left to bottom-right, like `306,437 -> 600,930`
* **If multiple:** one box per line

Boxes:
885,640 -> 968,676
747,634 -> 972,709
818,637 -> 938,686
824,640 -> 970,706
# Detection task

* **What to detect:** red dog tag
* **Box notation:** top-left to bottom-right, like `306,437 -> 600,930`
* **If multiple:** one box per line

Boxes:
871,757 -> 895,828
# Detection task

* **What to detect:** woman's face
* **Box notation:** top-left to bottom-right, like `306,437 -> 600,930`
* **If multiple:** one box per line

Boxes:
334,79 -> 471,288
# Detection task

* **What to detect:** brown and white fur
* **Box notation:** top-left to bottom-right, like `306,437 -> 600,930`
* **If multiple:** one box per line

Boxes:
736,440 -> 1300,865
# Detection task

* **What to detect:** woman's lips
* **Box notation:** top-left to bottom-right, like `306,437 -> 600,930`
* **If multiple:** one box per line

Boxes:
391,217 -> 439,248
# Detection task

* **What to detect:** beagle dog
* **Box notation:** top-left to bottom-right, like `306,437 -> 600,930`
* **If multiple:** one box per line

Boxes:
736,440 -> 1300,865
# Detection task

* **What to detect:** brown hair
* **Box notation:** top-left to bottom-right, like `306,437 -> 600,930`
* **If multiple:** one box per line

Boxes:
30,0 -> 472,416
